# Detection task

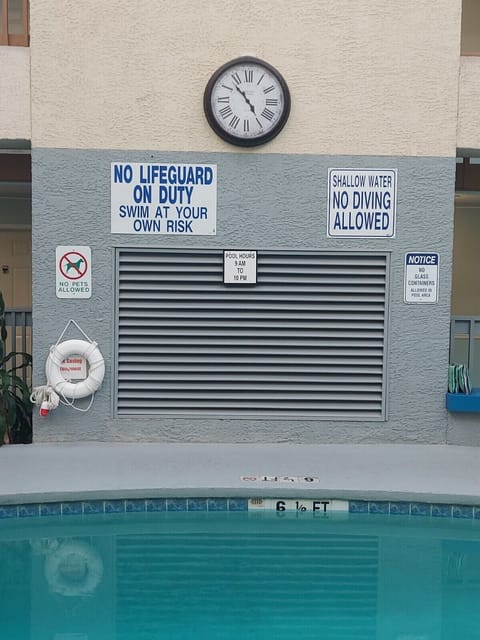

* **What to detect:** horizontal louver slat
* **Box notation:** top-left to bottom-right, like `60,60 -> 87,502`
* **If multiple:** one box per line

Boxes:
116,532 -> 378,640
119,309 -> 385,320
116,250 -> 387,417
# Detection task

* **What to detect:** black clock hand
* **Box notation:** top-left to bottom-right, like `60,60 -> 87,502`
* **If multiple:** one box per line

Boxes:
235,85 -> 256,114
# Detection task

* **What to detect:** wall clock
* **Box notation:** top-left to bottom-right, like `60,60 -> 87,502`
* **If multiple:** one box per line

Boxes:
203,56 -> 291,147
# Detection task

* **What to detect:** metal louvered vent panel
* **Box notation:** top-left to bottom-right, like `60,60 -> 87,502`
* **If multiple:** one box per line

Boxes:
116,250 -> 388,418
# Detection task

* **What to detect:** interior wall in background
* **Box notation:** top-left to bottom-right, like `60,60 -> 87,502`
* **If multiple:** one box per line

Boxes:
451,205 -> 480,315
461,0 -> 480,54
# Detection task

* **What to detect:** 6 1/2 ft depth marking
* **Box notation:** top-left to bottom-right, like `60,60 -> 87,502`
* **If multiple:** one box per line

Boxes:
276,500 -> 330,513
247,498 -> 349,513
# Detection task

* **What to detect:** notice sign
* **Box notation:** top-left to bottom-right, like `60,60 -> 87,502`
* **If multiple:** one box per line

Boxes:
404,252 -> 439,303
224,250 -> 257,284
328,168 -> 397,237
56,246 -> 91,299
111,162 -> 217,235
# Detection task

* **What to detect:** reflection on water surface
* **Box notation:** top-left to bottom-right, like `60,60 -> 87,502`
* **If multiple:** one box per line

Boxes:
1,511 -> 480,639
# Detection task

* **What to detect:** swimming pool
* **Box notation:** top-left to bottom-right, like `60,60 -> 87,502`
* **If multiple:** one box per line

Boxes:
2,505 -> 480,639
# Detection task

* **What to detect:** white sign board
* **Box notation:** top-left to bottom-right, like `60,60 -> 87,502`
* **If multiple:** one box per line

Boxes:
224,250 -> 257,284
248,498 -> 349,513
404,252 -> 439,303
111,163 -> 217,235
328,168 -> 397,237
56,246 -> 91,299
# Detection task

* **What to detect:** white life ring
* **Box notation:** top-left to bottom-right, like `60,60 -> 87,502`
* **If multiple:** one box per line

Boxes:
44,541 -> 104,597
46,339 -> 105,399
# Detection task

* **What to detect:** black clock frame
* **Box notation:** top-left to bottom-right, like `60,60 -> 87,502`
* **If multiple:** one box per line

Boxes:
203,56 -> 291,147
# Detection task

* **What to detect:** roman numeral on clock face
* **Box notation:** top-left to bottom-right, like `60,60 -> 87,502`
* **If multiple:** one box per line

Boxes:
219,105 -> 233,119
261,107 -> 275,121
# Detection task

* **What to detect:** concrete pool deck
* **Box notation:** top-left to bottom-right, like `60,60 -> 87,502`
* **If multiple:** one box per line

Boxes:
1,442 -> 480,506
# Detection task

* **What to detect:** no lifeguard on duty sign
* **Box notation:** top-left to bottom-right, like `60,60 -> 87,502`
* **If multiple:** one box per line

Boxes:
56,246 -> 92,299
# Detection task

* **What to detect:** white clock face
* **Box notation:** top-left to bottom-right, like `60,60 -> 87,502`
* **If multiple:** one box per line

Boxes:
204,57 -> 290,147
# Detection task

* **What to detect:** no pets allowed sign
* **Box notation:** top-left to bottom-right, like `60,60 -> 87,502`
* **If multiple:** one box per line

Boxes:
56,246 -> 92,299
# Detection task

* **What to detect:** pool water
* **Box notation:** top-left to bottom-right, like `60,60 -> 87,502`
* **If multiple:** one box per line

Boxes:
1,509 -> 480,639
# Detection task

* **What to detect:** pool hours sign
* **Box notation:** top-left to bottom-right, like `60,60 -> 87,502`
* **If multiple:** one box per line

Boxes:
224,250 -> 257,284
111,162 -> 217,235
328,168 -> 397,237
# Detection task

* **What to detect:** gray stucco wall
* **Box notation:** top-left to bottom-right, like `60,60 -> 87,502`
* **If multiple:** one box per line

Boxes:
32,149 -> 456,444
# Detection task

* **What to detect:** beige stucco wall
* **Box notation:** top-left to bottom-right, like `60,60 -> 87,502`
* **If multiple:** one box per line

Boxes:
29,0 -> 461,157
0,47 -> 30,141
457,57 -> 480,152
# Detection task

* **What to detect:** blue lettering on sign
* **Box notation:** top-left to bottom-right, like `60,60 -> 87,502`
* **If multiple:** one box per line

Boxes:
113,164 -> 133,183
159,185 -> 193,205
332,191 -> 349,208
331,174 -> 366,188
406,253 -> 439,265
139,164 -> 214,185
166,220 -> 193,233
333,211 -> 390,231
133,219 -> 161,232
133,184 -> 152,203
352,191 -> 391,210
155,205 -> 170,218
175,206 -> 208,219
119,205 -> 150,218
368,174 -> 392,188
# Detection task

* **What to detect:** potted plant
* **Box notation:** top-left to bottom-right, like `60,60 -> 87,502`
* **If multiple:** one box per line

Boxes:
0,291 -> 32,444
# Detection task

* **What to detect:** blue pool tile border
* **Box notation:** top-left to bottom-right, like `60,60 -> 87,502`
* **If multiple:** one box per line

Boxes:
0,498 -> 249,519
349,500 -> 480,518
146,498 -> 166,512
1,498 -> 480,519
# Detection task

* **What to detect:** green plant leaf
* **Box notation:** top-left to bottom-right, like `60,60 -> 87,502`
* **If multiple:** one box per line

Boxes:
10,373 -> 29,388
7,353 -> 33,373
